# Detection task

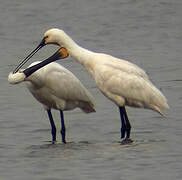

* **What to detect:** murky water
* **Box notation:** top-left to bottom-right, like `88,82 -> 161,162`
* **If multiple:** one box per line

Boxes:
1,0 -> 182,179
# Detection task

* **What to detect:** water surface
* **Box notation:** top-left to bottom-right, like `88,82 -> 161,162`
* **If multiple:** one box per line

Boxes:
0,0 -> 182,179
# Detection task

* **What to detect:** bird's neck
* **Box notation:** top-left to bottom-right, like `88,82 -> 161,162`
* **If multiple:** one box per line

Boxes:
58,33 -> 96,67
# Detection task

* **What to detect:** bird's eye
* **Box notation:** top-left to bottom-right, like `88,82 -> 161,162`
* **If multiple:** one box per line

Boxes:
44,35 -> 49,40
43,35 -> 49,44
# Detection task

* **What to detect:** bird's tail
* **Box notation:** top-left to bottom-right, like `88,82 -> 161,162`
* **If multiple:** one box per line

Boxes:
151,100 -> 169,116
149,85 -> 169,116
79,101 -> 96,113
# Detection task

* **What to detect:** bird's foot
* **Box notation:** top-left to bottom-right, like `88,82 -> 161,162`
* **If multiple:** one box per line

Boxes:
62,139 -> 66,144
120,138 -> 133,145
51,140 -> 57,144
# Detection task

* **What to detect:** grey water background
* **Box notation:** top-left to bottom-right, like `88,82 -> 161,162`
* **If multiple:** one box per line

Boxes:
0,0 -> 182,179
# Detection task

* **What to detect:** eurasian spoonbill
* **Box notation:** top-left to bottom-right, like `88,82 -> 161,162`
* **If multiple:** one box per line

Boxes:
9,48 -> 96,143
13,28 -> 169,143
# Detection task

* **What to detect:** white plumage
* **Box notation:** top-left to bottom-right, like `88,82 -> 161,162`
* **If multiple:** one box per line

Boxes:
25,61 -> 95,113
43,29 -> 168,112
9,61 -> 95,143
85,53 -> 168,115
16,28 -> 169,143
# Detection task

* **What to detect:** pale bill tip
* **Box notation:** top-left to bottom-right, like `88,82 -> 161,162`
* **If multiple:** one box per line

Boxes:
8,72 -> 26,84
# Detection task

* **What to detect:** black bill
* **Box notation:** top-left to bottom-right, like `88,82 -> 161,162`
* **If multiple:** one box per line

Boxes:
23,47 -> 69,77
13,37 -> 46,73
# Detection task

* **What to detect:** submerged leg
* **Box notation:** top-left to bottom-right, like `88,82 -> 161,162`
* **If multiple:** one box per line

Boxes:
47,109 -> 56,143
60,110 -> 66,144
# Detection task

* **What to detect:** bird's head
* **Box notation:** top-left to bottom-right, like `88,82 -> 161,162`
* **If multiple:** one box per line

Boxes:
43,28 -> 65,46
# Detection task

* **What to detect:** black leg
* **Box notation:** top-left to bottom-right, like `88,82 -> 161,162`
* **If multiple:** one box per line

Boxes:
119,106 -> 126,138
60,110 -> 66,144
119,106 -> 133,144
47,109 -> 56,143
122,107 -> 131,139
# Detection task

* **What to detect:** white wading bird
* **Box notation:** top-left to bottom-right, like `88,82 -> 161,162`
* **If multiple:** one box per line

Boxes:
9,48 -> 96,144
13,28 -> 169,144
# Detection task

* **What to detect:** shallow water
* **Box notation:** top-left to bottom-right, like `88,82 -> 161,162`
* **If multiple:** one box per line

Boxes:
1,0 -> 182,179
